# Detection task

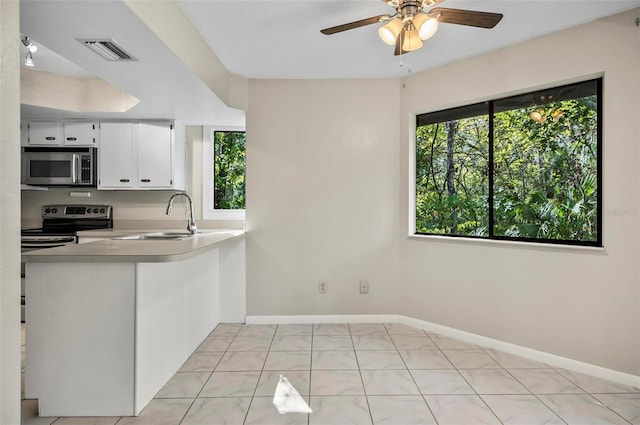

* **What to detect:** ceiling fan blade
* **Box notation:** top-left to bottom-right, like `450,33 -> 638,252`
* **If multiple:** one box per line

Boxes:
430,7 -> 503,29
321,14 -> 391,35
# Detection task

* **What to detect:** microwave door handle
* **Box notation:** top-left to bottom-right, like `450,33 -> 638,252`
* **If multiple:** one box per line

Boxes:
72,154 -> 79,183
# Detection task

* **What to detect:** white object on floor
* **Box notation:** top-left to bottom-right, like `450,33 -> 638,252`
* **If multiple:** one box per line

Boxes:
273,375 -> 312,414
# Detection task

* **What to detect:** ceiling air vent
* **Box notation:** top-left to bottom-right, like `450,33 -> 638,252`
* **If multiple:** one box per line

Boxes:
78,39 -> 136,61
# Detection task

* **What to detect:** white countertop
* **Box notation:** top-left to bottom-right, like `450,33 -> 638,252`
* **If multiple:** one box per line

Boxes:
23,228 -> 245,263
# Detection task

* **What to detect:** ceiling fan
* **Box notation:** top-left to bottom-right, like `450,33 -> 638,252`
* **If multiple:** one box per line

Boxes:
320,0 -> 503,56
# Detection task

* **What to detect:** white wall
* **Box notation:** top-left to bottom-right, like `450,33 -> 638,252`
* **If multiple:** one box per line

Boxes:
246,80 -> 401,316
1,1 -> 22,423
399,10 -> 640,375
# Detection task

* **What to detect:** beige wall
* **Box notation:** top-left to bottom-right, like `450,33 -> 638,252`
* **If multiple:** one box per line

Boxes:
399,10 -> 640,375
1,1 -> 22,423
246,80 -> 401,316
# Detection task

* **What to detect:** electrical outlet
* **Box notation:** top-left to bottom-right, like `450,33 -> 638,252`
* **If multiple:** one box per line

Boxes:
359,280 -> 369,294
319,281 -> 328,294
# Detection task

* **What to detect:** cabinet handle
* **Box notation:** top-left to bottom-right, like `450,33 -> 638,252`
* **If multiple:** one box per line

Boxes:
45,137 -> 56,140
141,179 -> 151,183
119,179 -> 130,183
66,137 -> 77,141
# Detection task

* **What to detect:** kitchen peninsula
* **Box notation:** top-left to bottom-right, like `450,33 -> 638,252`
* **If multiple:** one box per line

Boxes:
22,229 -> 245,417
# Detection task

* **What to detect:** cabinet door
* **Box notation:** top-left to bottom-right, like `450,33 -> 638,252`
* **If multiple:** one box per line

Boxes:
137,123 -> 173,188
98,123 -> 135,188
64,122 -> 96,146
28,122 -> 62,145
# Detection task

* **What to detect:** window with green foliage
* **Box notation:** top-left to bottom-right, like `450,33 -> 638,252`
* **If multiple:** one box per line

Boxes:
213,131 -> 246,210
415,79 -> 602,246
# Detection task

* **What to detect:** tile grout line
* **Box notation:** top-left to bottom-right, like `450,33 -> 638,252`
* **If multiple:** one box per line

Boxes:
396,326 -> 442,425
496,356 -> 634,424
426,330 -> 506,425
308,325 -> 314,425
495,360 -> 569,425
177,324 -> 240,425
349,324 -> 375,425
241,324 -> 277,425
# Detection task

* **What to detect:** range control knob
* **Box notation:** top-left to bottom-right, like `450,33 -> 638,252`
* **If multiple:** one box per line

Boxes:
44,208 -> 51,214
99,208 -> 105,214
51,208 -> 58,214
93,208 -> 99,213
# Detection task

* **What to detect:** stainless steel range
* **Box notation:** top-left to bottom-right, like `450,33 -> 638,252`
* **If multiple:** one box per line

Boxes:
20,204 -> 113,321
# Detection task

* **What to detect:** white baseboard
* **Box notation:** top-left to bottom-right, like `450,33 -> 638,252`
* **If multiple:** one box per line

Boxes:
397,315 -> 640,390
245,314 -> 399,325
245,313 -> 640,390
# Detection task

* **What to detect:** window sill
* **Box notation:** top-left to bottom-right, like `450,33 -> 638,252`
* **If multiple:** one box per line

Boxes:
407,233 -> 605,253
203,209 -> 245,222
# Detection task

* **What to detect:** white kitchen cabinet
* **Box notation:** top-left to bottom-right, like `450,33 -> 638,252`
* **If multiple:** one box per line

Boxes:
98,123 -> 135,188
63,122 -> 97,146
24,121 -> 97,146
27,121 -> 62,145
137,123 -> 173,188
98,122 -> 177,190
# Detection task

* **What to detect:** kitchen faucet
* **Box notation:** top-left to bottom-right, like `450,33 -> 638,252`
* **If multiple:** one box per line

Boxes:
166,192 -> 198,234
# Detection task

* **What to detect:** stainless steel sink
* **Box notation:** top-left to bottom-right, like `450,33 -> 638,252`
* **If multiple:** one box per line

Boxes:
114,232 -> 196,241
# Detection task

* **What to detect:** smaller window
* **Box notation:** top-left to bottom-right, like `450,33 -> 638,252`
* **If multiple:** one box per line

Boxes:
202,127 -> 246,221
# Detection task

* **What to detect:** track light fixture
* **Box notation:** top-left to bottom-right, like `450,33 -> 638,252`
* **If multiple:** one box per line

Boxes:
22,36 -> 38,53
22,36 -> 38,67
25,51 -> 34,67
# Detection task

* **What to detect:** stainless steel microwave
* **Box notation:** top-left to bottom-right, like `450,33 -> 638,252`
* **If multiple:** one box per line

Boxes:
22,147 -> 96,186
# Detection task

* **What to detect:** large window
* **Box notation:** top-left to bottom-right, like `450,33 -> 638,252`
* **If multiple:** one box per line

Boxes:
415,79 -> 602,246
203,127 -> 246,221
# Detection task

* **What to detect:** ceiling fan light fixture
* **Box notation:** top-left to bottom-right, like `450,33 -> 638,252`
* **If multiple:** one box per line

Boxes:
402,27 -> 423,52
378,18 -> 403,45
413,13 -> 439,40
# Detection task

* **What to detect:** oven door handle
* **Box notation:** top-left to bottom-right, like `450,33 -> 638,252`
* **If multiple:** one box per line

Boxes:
21,236 -> 77,248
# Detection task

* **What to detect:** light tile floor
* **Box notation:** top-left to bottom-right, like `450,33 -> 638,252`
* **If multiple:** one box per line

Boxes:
20,322 -> 640,424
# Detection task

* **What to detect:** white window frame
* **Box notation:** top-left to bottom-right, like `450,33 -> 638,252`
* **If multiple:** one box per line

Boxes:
202,125 -> 246,221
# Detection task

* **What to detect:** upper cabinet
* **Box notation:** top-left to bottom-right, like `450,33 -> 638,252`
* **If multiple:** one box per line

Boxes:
24,121 -> 97,147
98,122 -> 179,190
27,122 -> 62,145
98,123 -> 135,189
137,122 -> 173,189
63,122 -> 97,146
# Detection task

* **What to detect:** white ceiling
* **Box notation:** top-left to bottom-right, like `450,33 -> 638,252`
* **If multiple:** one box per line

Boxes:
19,0 -> 640,123
179,0 -> 640,79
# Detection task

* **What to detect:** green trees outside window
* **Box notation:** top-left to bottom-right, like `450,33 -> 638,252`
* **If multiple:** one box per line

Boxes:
415,79 -> 601,246
213,131 -> 246,210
